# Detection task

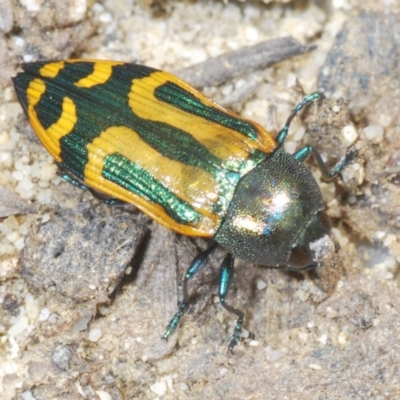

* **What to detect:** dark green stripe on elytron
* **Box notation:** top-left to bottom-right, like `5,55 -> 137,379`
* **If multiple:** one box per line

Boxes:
13,73 -> 35,116
154,81 -> 259,141
103,153 -> 201,224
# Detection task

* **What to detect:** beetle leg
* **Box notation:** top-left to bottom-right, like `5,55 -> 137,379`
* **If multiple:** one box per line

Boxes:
58,164 -> 88,191
88,188 -> 126,205
293,146 -> 357,180
276,92 -> 323,146
218,253 -> 245,352
102,197 -> 126,206
163,242 -> 219,341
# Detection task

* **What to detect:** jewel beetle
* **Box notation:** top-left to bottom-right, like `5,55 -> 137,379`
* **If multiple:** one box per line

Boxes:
12,60 -> 355,351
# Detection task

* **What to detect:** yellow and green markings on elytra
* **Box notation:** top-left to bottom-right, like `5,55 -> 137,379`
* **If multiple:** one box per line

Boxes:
13,59 -> 355,351
13,60 -> 275,237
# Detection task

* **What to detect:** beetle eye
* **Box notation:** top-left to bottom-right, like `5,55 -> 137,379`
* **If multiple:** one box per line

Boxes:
288,246 -> 312,268
318,210 -> 332,232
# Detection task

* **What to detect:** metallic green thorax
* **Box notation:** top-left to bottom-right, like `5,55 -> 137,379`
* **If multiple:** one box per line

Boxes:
215,149 -> 326,266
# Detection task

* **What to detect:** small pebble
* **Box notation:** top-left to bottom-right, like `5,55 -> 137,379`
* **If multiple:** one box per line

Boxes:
341,124 -> 358,146
88,328 -> 103,342
39,308 -> 51,321
150,380 -> 167,396
338,331 -> 348,346
48,313 -> 59,324
256,279 -> 267,290
95,391 -> 112,400
21,391 -> 36,400
73,316 -> 90,331
363,125 -> 384,143
265,346 -> 283,363
52,345 -> 73,371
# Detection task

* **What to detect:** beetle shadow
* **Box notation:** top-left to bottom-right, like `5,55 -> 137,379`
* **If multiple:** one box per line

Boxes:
243,265 -> 310,336
107,228 -> 152,303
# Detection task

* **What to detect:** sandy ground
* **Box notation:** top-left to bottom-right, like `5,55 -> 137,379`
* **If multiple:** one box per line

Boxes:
0,0 -> 400,399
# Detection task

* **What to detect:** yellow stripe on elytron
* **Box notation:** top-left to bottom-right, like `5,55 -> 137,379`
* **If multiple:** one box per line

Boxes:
27,78 -> 46,107
128,72 -> 276,162
84,126 -> 220,222
26,78 -> 59,159
45,97 -> 77,157
75,61 -> 124,88
85,162 -> 216,237
39,62 -> 65,78
26,78 -> 77,162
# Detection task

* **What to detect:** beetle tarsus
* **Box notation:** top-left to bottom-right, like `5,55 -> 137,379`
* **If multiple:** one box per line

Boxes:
218,253 -> 246,351
163,302 -> 187,340
294,145 -> 357,180
276,91 -> 324,146
164,244 -> 218,341
330,147 -> 357,177
228,316 -> 243,353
